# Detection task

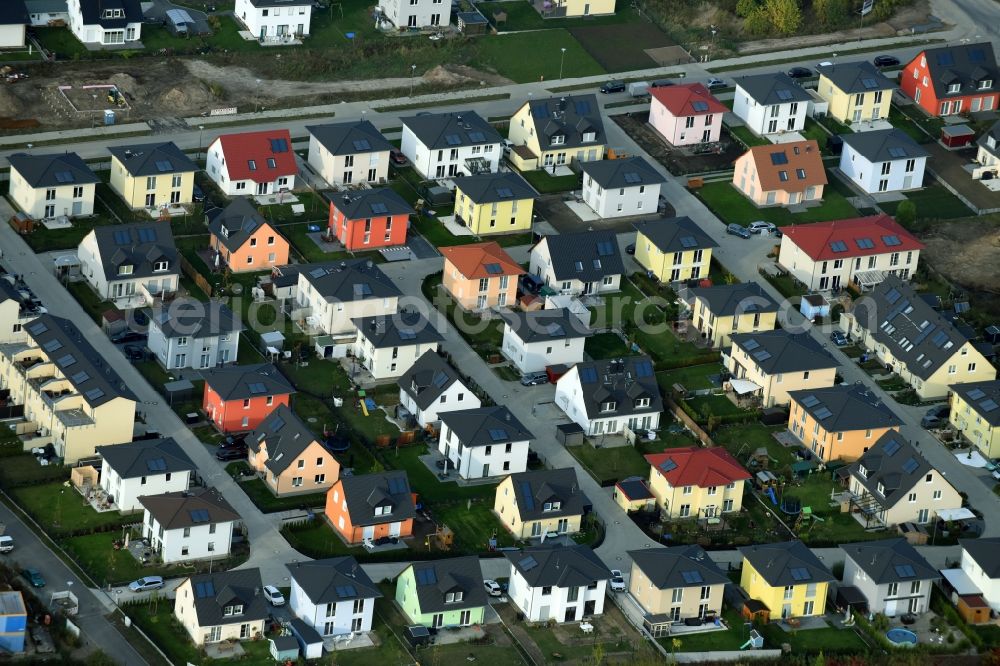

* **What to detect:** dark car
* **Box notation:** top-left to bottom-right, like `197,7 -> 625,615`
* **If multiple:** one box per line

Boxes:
192,183 -> 206,202
786,67 -> 813,79
22,568 -> 45,588
726,223 -> 751,239
111,329 -> 146,344
651,79 -> 675,88
873,55 -> 901,68
219,434 -> 248,450
600,80 -> 626,94
921,404 -> 950,429
215,447 -> 247,461
390,148 -> 408,166
625,243 -> 636,255
123,344 -> 146,361
520,372 -> 549,386
830,330 -> 849,346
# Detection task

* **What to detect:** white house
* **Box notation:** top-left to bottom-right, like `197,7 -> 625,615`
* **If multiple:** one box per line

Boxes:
555,356 -> 663,436
352,310 -> 443,380
505,544 -> 610,623
579,157 -> 665,219
295,259 -> 400,337
8,152 -> 98,219
287,557 -> 382,637
97,438 -> 196,513
0,1 -> 29,47
77,222 -> 179,309
235,0 -> 311,41
500,308 -> 590,375
397,351 -> 481,427
839,129 -> 928,194
25,0 -> 69,27
529,231 -> 624,297
306,121 -> 392,187
841,539 -> 938,616
959,538 -> 1000,612
438,406 -> 533,480
400,111 -> 502,179
139,488 -> 239,564
205,130 -> 297,197
733,72 -> 812,136
146,300 -> 242,371
378,0 -> 449,29
67,0 -> 142,47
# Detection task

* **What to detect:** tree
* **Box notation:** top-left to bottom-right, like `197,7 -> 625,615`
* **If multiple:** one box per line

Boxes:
764,0 -> 802,35
736,0 -> 759,17
813,0 -> 850,28
895,199 -> 917,226
743,7 -> 771,35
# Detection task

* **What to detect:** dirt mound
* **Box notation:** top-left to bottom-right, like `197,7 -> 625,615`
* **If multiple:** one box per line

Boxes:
421,65 -> 470,86
109,73 -> 145,97
0,87 -> 23,117
158,82 -> 215,114
421,64 -> 514,88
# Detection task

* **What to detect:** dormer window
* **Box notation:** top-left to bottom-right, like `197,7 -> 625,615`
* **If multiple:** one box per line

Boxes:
551,135 -> 565,146
989,136 -> 997,149
222,604 -> 244,616
153,261 -> 169,272
374,505 -> 391,516
248,160 -> 257,171
445,591 -> 464,603
600,400 -> 616,412
543,501 -> 562,512
859,465 -> 868,479
876,482 -> 885,495
948,83 -> 961,94
102,8 -> 124,18
635,397 -> 650,408
979,79 -> 993,89
583,131 -> 596,142
118,264 -> 134,276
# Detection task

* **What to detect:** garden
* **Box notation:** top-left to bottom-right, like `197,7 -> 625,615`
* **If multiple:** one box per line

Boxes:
695,180 -> 861,228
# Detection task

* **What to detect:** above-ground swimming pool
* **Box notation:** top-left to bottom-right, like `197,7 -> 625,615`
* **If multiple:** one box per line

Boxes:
886,628 -> 918,646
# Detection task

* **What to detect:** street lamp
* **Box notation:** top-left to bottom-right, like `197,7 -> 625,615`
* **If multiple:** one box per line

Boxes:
198,125 -> 205,163
255,78 -> 261,113
559,47 -> 567,80
409,64 -> 417,97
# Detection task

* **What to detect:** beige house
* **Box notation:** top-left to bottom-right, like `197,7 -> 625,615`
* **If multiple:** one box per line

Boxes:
687,283 -> 779,349
247,404 -> 340,497
108,142 -> 198,210
645,447 -> 750,519
352,311 -> 443,380
732,141 -> 827,207
174,569 -> 268,646
628,545 -> 729,635
815,61 -> 895,126
507,94 -> 605,171
726,330 -> 838,407
494,468 -> 589,539
8,152 -> 99,220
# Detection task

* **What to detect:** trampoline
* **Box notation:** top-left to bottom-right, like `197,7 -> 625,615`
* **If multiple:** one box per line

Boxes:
780,497 -> 802,515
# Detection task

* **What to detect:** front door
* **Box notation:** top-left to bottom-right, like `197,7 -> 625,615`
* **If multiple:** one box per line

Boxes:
885,599 -> 898,617
259,26 -> 266,39
389,521 -> 401,537
72,201 -> 82,215
432,613 -> 444,628
362,525 -> 375,540
481,463 -> 490,477
256,182 -> 268,195
200,353 -> 211,369
831,275 -> 841,290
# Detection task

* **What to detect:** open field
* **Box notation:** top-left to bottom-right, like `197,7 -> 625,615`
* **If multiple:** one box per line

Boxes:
570,22 -> 676,72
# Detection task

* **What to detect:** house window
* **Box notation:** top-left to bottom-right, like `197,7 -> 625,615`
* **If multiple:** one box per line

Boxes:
315,474 -> 326,484
445,591 -> 464,603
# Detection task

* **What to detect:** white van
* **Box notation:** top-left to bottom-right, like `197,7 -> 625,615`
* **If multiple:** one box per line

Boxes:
0,536 -> 13,553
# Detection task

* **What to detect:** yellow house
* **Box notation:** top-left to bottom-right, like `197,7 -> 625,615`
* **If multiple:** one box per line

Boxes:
645,447 -> 750,519
508,94 -> 605,171
787,384 -> 903,463
494,468 -> 589,539
108,142 -> 199,210
454,172 -> 537,235
950,381 -> 1000,459
816,61 -> 895,125
174,569 -> 268,646
534,0 -> 616,19
633,217 -> 718,283
727,330 -> 839,408
689,283 -> 779,349
628,545 -> 729,634
739,541 -> 835,619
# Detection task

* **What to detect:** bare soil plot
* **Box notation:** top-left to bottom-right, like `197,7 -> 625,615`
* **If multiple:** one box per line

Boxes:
569,22 -> 674,72
612,113 -> 742,175
918,214 -> 1000,295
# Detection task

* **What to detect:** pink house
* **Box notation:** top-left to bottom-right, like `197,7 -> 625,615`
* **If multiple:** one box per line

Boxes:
649,83 -> 727,147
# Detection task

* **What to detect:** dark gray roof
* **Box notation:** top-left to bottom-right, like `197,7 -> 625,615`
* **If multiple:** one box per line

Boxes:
245,0 -> 311,5
289,617 -> 322,646
735,72 -> 812,105
788,383 -> 903,432
91,222 -> 177,283
0,0 -> 28,25
270,264 -> 302,291
524,95 -> 605,150
299,259 -> 401,302
307,120 -> 392,157
506,468 -> 590,522
730,330 -> 837,374
185,568 -> 268,629
911,42 -> 998,100
739,540 -> 834,587
500,308 -> 591,344
817,61 -> 895,94
338,471 -> 415,527
24,314 -> 137,406
455,171 -> 538,204
139,487 -> 240,530
537,230 -> 624,283
353,310 -> 443,349
77,0 -> 142,28
841,538 -> 938,584
148,299 -> 242,339
248,404 -> 319,476
406,556 -> 488,614
107,142 -> 197,177
24,0 -> 65,13
950,380 -> 1000,426
851,275 -> 967,379
848,432 -> 934,508
633,216 -> 718,254
8,152 -> 98,188
580,156 -> 665,190
287,557 -> 382,604
628,545 -> 729,590
505,544 -> 610,588
401,111 -> 501,150
96,438 -> 195,480
397,351 -> 467,411
207,198 -> 280,253
960,537 -> 1000,578
615,476 -> 653,500
439,406 -> 533,447
689,283 -> 779,318
569,356 -> 662,420
202,363 -> 294,401
328,187 -> 413,220
977,120 -> 1000,159
841,129 -> 928,163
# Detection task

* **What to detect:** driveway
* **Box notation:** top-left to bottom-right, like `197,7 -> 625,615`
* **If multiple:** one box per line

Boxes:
143,0 -> 212,36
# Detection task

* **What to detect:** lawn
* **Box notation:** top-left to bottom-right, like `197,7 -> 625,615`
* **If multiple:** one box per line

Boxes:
758,623 -> 867,655
469,30 -> 605,83
434,500 -> 518,554
66,281 -> 115,325
235,477 -> 327,513
518,168 -> 581,194
568,433 -> 700,486
780,472 -> 889,545
569,21 -> 673,72
765,271 -> 809,298
585,331 -> 632,360
423,273 -> 504,359
381,444 -> 496,502
281,221 -> 374,263
33,26 -> 90,59
525,619 -> 638,662
656,363 -> 720,392
713,423 -> 796,469
685,394 -> 755,419
728,124 -> 770,148
668,609 -> 753,652
282,519 -> 366,560
696,180 -> 860,227
10,482 -> 128,536
879,184 -> 975,220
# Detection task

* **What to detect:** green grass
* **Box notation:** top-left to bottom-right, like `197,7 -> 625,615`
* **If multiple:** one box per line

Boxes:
685,394 -> 755,419
758,623 -> 867,654
782,472 -> 888,545
585,331 -> 632,360
667,609 -> 753,652
525,621 -> 639,662
801,119 -> 830,152
519,168 -> 582,194
470,30 -> 605,83
423,273 -> 504,358
568,434 -> 699,485
696,180 -> 860,228
765,271 -> 809,298
282,519 -> 365,560
887,107 -> 933,144
382,444 -> 496,502
33,27 -> 90,59
235,477 -> 327,513
64,533 -> 195,587
879,184 -> 975,220
66,281 -> 115,325
728,125 -> 770,148
816,114 -> 855,135
713,423 -> 795,469
434,501 -> 517,553
656,363 -> 720,392
10,482 -> 127,535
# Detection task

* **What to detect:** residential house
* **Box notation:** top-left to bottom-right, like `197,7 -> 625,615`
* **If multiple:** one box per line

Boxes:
505,544 -> 610,623
732,72 -> 811,136
453,171 -> 538,235
146,300 -> 242,371
400,111 -> 502,179
287,557 -> 382,637
440,242 -> 522,310
0,314 -> 137,463
25,0 -> 69,27
0,590 -> 26,654
648,83 -> 726,147
248,405 -> 338,496
532,0 -> 614,18
395,557 -> 488,628
397,351 -> 481,427
67,0 -> 141,47
628,545 -> 729,633
845,432 -> 962,527
580,157 -> 665,219
688,283 -> 779,349
726,330 -> 838,408
306,121 -> 392,187
378,0 -> 450,29
0,279 -> 39,345
507,94 -> 605,170
732,140 -> 827,207
202,362 -> 294,433
438,405 -> 533,479
140,487 -> 240,564
208,198 -> 291,273
900,43 -> 999,116
815,61 -> 895,125
8,152 -> 98,219
739,541 -> 835,619
633,217 -> 718,283
0,1 -> 29,47
949,380 -> 1000,458
326,188 -> 413,251
973,120 -> 1000,180
352,310 -> 443,380
777,214 -> 924,291
295,259 -> 400,336
174,569 -> 268,646
205,130 -> 296,196
841,538 -> 938,616
97,438 -> 196,513
108,142 -> 198,209
839,129 -> 928,194
841,276 -> 997,399
958,538 -> 1000,612
77,222 -> 179,308
555,356 -> 663,436
235,0 -> 311,42
787,383 -> 903,462
500,308 -> 591,374
494,468 -> 590,539
325,471 -> 416,544
645,447 -> 750,519
613,476 -> 656,513
529,231 -> 624,296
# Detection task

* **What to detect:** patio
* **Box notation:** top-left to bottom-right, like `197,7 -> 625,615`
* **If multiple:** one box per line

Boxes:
848,119 -> 894,133
563,199 -> 600,222
253,192 -> 300,206
438,215 -> 475,237
416,449 -> 501,488
433,624 -> 489,645
124,536 -> 156,565
323,631 -> 376,652
204,641 -> 246,660
76,483 -> 118,513
773,614 -> 830,632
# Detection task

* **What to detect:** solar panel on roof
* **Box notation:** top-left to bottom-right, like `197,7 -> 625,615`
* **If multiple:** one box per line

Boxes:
887,147 -> 908,159
445,134 -> 462,145
485,263 -> 503,275
71,370 -> 90,384
830,241 -> 848,253
885,288 -> 902,305
681,570 -> 704,584
882,235 -> 902,246
309,267 -> 327,279
596,240 -> 615,256
147,458 -> 167,472
335,584 -> 357,598
680,236 -> 698,249
546,323 -> 565,337
574,100 -> 592,115
113,229 -> 131,245
520,481 -> 535,511
770,151 -> 789,165
353,139 -> 372,151
776,89 -> 794,101
902,457 -> 920,474
270,138 -> 289,153
931,331 -> 949,348
623,172 -> 642,184
489,428 -> 509,442
790,567 -> 811,581
752,350 -> 772,362
54,171 -> 74,184
194,580 -> 215,598
370,202 -> 389,215
856,238 -> 875,250
531,105 -> 548,119
432,371 -> 450,388
496,187 -> 514,198
659,458 -> 678,473
635,359 -> 654,378
388,475 -> 408,494
189,509 -> 211,523
416,568 -> 437,585
967,388 -> 986,400
358,283 -> 373,296
85,388 -> 105,401
801,395 -> 820,408
861,78 -> 880,90
43,338 -> 63,352
137,227 -> 157,243
28,321 -> 48,335
519,556 -> 539,572
154,160 -> 173,173
269,415 -> 286,431
691,101 -> 710,112
468,131 -> 486,142
936,52 -> 955,66
969,48 -> 986,63
883,438 -> 902,456
248,382 -> 266,395
980,399 -> 999,413
399,329 -> 417,340
580,366 -> 598,384
813,406 -> 833,420
894,564 -> 916,578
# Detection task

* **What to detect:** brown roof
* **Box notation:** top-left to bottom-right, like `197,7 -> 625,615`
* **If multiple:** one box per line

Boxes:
138,487 -> 240,530
441,242 -> 523,280
745,140 -> 827,193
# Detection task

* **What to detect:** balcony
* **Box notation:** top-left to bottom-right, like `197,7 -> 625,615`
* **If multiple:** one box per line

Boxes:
55,408 -> 95,428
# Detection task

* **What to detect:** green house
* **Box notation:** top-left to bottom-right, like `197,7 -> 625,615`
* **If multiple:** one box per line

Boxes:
395,556 -> 489,627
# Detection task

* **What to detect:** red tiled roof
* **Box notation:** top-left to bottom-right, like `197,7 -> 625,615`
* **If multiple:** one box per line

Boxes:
645,447 -> 750,488
650,83 -> 727,117
781,214 -> 925,261
441,242 -> 523,279
213,130 -> 297,184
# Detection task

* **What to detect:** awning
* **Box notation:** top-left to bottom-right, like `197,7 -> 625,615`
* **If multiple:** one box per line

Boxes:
940,568 -> 981,596
853,270 -> 888,288
730,378 -> 761,395
936,508 -> 976,522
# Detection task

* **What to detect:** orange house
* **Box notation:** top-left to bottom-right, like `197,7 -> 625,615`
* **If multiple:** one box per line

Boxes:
202,363 -> 295,433
247,404 -> 340,496
327,188 -> 413,252
325,471 -> 416,544
208,198 -> 290,273
787,384 -> 904,462
733,140 -> 827,208
441,242 -> 523,311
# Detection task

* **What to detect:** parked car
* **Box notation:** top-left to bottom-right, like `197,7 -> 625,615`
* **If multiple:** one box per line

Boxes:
873,55 -> 901,68
262,585 -> 286,607
128,576 -> 164,593
786,66 -> 812,79
610,570 -> 626,592
651,79 -> 675,88
921,404 -> 950,429
0,536 -> 13,554
390,148 -> 408,166
483,579 -> 503,597
599,80 -> 626,94
219,434 -> 248,449
22,568 -> 45,588
215,447 -> 247,461
192,183 -> 206,203
747,221 -> 776,234
706,77 -> 726,89
625,243 -> 636,255
123,344 -> 146,361
726,223 -> 751,239
111,329 -> 146,344
830,330 -> 849,346
520,372 -> 549,386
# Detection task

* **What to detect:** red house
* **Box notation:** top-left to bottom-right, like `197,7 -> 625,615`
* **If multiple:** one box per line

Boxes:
202,363 -> 295,433
900,43 -> 999,117
327,188 -> 414,251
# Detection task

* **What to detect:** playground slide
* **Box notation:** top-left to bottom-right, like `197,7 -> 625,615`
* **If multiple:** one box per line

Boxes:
767,487 -> 778,505
360,401 -> 369,416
